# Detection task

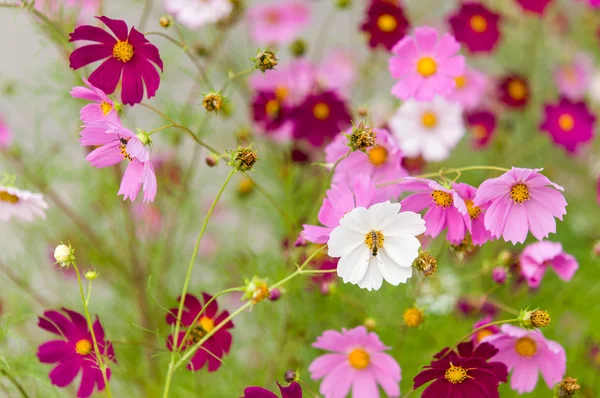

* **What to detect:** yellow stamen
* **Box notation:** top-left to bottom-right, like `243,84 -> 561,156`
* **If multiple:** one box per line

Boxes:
100,101 -> 113,117
558,113 -> 575,132
507,79 -> 527,101
515,336 -> 537,358
0,190 -> 19,204
469,15 -> 488,33
403,308 -> 424,328
510,183 -> 530,204
455,76 -> 467,89
445,364 -> 468,384
421,111 -> 437,128
472,124 -> 488,139
75,339 -> 92,355
265,99 -> 280,118
275,85 -> 289,100
431,190 -> 453,207
416,57 -> 437,77
313,102 -> 330,120
368,146 -> 388,166
348,348 -> 370,370
113,40 -> 134,63
120,143 -> 132,161
377,14 -> 398,33
198,316 -> 215,333
465,200 -> 482,220
364,230 -> 384,256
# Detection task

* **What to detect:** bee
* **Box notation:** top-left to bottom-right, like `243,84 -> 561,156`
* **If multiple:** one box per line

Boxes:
369,230 -> 380,257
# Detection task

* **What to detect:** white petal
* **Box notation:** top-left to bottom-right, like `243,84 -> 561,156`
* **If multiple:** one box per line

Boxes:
383,235 -> 421,268
383,211 -> 426,237
337,245 -> 370,284
377,250 -> 413,285
357,260 -> 384,291
366,201 -> 400,230
339,207 -> 370,233
328,226 -> 364,258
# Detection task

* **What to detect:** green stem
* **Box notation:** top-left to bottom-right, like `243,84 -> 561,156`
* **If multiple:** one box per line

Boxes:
0,369 -> 29,398
222,67 -> 256,94
243,173 -> 296,232
377,165 -> 510,188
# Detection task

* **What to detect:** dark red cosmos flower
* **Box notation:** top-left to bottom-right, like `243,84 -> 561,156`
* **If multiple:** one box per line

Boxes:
516,0 -> 553,15
241,381 -> 302,398
497,74 -> 529,108
466,110 -> 497,148
69,16 -> 163,106
166,293 -> 233,372
291,91 -> 352,147
252,91 -> 292,133
37,308 -> 115,398
360,0 -> 410,51
540,97 -> 596,153
413,341 -> 507,398
448,3 -> 501,53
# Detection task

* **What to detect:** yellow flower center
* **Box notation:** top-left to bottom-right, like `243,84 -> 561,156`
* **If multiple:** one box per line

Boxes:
472,124 -> 488,139
403,308 -> 424,328
476,329 -> 494,343
515,336 -> 537,358
275,85 -> 289,100
0,190 -> 19,204
119,142 -> 132,161
100,101 -> 113,117
431,190 -> 453,208
510,183 -> 530,204
313,102 -> 330,120
368,146 -> 388,166
265,99 -> 280,118
75,339 -> 92,355
465,200 -> 481,220
445,364 -> 468,384
469,15 -> 488,33
508,79 -> 527,100
558,113 -> 575,132
421,111 -> 437,128
377,14 -> 397,32
113,40 -> 134,63
416,57 -> 437,77
348,348 -> 370,370
455,75 -> 467,89
198,316 -> 215,332
364,230 -> 384,257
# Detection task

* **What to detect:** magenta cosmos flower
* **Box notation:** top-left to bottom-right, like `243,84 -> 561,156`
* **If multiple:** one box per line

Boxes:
309,326 -> 401,398
448,66 -> 489,110
453,183 -> 492,246
249,59 -> 316,106
482,324 -> 566,394
554,53 -> 593,100
399,178 -> 468,244
413,341 -> 507,398
498,74 -> 530,109
69,16 -> 163,105
0,113 -> 11,148
247,1 -> 310,46
80,118 -> 157,202
448,2 -> 501,54
540,97 -> 596,154
519,240 -> 578,288
516,0 -> 554,14
71,78 -> 120,124
242,382 -> 302,398
360,0 -> 410,51
325,128 -> 407,202
302,174 -> 378,244
389,26 -> 465,101
474,168 -> 567,244
37,308 -> 115,398
166,293 -> 233,372
466,110 -> 496,148
471,316 -> 500,345
251,90 -> 294,141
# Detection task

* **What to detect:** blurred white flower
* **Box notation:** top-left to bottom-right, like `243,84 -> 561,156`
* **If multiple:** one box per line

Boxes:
0,185 -> 48,222
164,0 -> 232,29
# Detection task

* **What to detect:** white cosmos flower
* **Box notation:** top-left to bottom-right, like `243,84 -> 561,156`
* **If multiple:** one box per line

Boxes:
327,201 -> 426,291
388,95 -> 465,162
0,185 -> 48,222
165,0 -> 233,30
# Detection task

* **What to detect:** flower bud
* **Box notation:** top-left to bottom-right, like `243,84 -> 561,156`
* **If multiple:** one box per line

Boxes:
289,39 -> 307,57
202,93 -> 223,112
205,155 -> 218,167
336,0 -> 351,9
412,251 -> 437,276
593,240 -> 600,257
294,234 -> 307,247
554,377 -> 581,397
520,308 -> 550,329
242,276 -> 270,304
136,129 -> 152,146
54,244 -> 74,266
237,178 -> 254,197
85,271 -> 98,281
497,249 -> 513,265
284,369 -> 297,383
253,49 -> 278,72
229,147 -> 258,172
268,288 -> 282,301
403,308 -> 424,328
159,16 -> 171,28
346,121 -> 376,152
364,317 -> 376,331
492,267 -> 507,284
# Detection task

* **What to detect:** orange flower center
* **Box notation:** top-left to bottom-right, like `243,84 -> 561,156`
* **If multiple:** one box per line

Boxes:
348,348 -> 370,370
558,113 -> 575,132
0,190 -> 19,204
100,101 -> 113,117
469,15 -> 488,33
431,190 -> 453,207
113,40 -> 134,63
515,336 -> 537,357
75,339 -> 92,355
198,316 -> 215,332
507,79 -> 527,100
445,364 -> 468,384
455,75 -> 467,89
510,183 -> 530,204
275,85 -> 289,100
265,99 -> 280,118
476,329 -> 494,343
421,111 -> 437,128
313,102 -> 330,120
377,14 -> 398,32
416,57 -> 437,77
472,124 -> 488,139
368,146 -> 388,166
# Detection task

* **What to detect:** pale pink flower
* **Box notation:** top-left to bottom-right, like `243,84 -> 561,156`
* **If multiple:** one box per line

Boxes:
0,114 -> 11,148
70,78 -> 119,124
164,0 -> 232,29
553,53 -> 593,101
519,241 -> 578,288
247,1 -> 310,46
0,185 -> 48,222
318,50 -> 357,98
453,182 -> 492,246
447,66 -> 489,110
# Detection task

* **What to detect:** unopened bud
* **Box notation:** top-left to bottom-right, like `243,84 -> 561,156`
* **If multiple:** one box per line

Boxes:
554,377 -> 581,397
336,0 -> 351,9
284,369 -> 297,383
242,276 -> 270,304
253,49 -> 278,72
85,271 -> 98,281
520,308 -> 551,329
205,155 -> 217,167
364,317 -> 376,331
346,121 -> 376,152
492,267 -> 507,284
230,147 -> 258,172
202,93 -> 223,112
54,244 -> 74,266
268,288 -> 281,301
289,39 -> 307,57
412,252 -> 437,276
237,178 -> 254,197
159,16 -> 171,28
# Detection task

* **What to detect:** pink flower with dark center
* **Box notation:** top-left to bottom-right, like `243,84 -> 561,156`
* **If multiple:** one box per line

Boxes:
515,0 -> 554,15
466,110 -> 496,148
242,382 -> 302,398
166,293 -> 234,372
453,183 -> 491,246
448,2 -> 501,53
447,66 -> 489,110
309,326 -> 401,398
519,240 -> 578,288
482,324 -> 566,394
471,316 -> 500,345
37,308 -> 115,398
69,16 -> 163,105
251,90 -> 294,141
553,53 -> 593,100
247,1 -> 310,46
540,97 -> 596,154
388,26 -> 465,101
474,168 -> 567,244
79,119 -> 157,203
398,178 -> 468,244
360,0 -> 410,51
0,114 -> 12,148
498,74 -> 530,109
249,59 -> 316,107
70,78 -> 120,124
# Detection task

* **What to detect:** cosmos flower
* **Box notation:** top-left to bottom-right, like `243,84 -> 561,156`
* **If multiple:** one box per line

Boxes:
309,326 -> 402,397
515,0 -> 554,15
474,168 -> 567,244
35,0 -> 100,26
448,2 -> 501,53
579,0 -> 600,7
69,16 -> 163,105
466,110 -> 496,148
325,128 -> 407,202
302,174 -> 378,244
247,1 -> 310,46
0,185 -> 48,222
388,96 -> 465,162
498,74 -> 530,109
164,0 -> 233,29
453,183 -> 492,246
0,114 -> 12,148
389,26 -> 465,101
398,178 -> 468,244
242,382 -> 302,398
251,90 -> 293,141
70,78 -> 120,124
327,201 -> 425,291
447,66 -> 489,110
540,97 -> 596,154
482,324 -> 566,394
249,59 -> 316,106
519,240 -> 578,288
37,309 -> 115,398
471,316 -> 500,345
317,50 -> 357,98
360,0 -> 410,51
553,53 -> 593,101
166,293 -> 234,372
413,341 -> 507,398
79,119 -> 157,203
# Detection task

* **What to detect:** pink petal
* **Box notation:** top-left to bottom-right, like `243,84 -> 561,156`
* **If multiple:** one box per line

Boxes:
77,365 -> 97,398
37,341 -> 74,363
423,206 -> 446,238
301,224 -> 331,244
141,162 -> 157,203
138,59 -> 161,99
524,200 -> 556,241
70,86 -> 101,102
49,356 -> 82,387
118,159 -> 144,201
69,44 -> 112,70
309,353 -> 347,379
510,360 -> 539,394
69,25 -> 116,45
126,139 -> 149,162
413,26 -> 438,54
391,74 -> 424,100
352,369 -> 380,397
438,56 -> 465,77
97,16 -> 128,41
501,202 -> 529,244
121,62 -> 144,106
88,57 -> 123,95
434,33 -> 461,60
551,253 -> 578,282
86,142 -> 122,168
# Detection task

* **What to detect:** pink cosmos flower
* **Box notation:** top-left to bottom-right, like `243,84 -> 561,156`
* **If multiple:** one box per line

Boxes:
35,0 -> 100,26
0,185 -> 49,222
398,178 -> 468,244
540,97 -> 596,154
69,16 -> 163,105
453,183 -> 492,246
447,66 -> 489,110
519,240 -> 578,288
165,0 -> 233,29
242,382 -> 302,398
251,90 -> 294,142
474,168 -> 567,244
516,0 -> 554,15
325,128 -> 407,202
79,119 -> 157,203
318,50 -> 357,98
249,59 -> 316,106
37,309 -> 115,398
466,110 -> 496,148
553,53 -> 593,101
471,316 -> 500,345
302,175 -> 378,244
247,1 -> 310,46
70,78 -> 120,124
360,0 -> 410,52
482,324 -> 566,394
0,114 -> 12,148
309,326 -> 401,398
388,26 -> 465,101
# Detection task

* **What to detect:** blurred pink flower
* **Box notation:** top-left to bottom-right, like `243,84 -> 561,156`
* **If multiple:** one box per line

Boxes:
448,2 -> 501,54
249,59 -> 316,106
447,66 -> 489,110
453,182 -> 491,246
35,0 -> 100,26
132,204 -> 162,238
471,316 -> 500,345
540,97 -> 596,154
70,78 -> 120,124
318,50 -> 357,98
515,0 -> 554,14
466,110 -> 496,148
553,53 -> 593,100
520,240 -> 578,288
0,114 -> 12,148
247,1 -> 310,46
164,0 -> 232,29
0,185 -> 48,222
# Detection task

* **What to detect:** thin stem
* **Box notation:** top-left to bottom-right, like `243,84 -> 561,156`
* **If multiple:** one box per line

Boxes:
243,173 -> 296,232
221,67 -> 255,94
0,261 -> 49,307
377,165 -> 510,188
138,0 -> 153,31
0,369 -> 29,398
485,297 -> 520,316
139,102 -> 176,124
